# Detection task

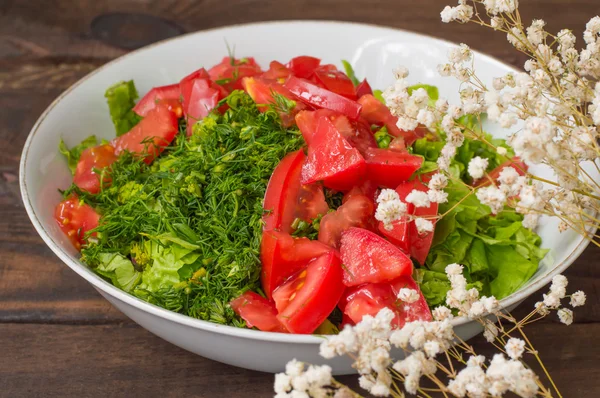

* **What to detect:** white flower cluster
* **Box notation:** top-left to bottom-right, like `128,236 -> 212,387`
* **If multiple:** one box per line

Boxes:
534,274 -> 586,325
444,263 -> 499,318
448,353 -> 540,398
320,309 -> 395,396
274,360 -> 333,398
374,189 -> 407,230
440,1 -> 474,24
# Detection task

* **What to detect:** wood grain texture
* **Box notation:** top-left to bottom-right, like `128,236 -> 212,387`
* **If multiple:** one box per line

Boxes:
1,0 -> 599,396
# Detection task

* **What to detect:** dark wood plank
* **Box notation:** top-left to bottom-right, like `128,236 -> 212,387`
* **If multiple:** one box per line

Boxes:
1,0 -> 599,396
1,322 -> 598,398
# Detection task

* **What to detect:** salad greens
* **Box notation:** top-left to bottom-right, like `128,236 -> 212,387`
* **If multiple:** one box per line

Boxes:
70,89 -> 303,325
59,61 -> 546,327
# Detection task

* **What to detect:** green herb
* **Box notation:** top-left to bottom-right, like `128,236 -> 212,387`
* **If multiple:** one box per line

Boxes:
58,135 -> 98,174
105,80 -> 141,136
324,189 -> 344,210
341,60 -> 360,86
76,90 -> 303,324
374,127 -> 392,149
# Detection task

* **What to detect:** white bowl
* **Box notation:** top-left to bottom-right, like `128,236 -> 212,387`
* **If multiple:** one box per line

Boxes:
20,21 -> 593,375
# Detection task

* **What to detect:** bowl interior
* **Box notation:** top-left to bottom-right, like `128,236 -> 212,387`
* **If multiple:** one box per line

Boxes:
20,21 -> 593,341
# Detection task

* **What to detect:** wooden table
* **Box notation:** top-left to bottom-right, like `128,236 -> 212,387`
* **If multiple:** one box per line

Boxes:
1,1 -> 599,396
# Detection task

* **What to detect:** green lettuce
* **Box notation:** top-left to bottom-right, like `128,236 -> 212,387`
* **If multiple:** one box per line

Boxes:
135,239 -> 201,293
58,135 -> 98,174
105,80 -> 141,136
95,253 -> 142,292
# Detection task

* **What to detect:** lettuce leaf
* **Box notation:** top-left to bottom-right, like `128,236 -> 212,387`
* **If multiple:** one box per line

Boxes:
341,60 -> 360,86
58,135 -> 98,175
105,80 -> 141,136
95,253 -> 142,292
135,240 -> 201,293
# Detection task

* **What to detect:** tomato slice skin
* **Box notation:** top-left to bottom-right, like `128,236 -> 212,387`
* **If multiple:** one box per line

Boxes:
261,230 -> 332,299
313,66 -> 357,99
395,179 -> 439,265
296,110 -> 376,154
230,291 -> 288,333
54,196 -> 100,250
274,251 -> 345,334
300,116 -> 366,191
318,194 -> 375,249
262,61 -> 292,81
284,76 -> 362,120
262,150 -> 328,234
112,104 -> 179,164
286,56 -> 321,79
377,217 -> 410,253
355,79 -> 373,98
208,57 -> 262,91
363,147 -> 423,188
73,144 -> 118,194
340,227 -> 413,286
133,84 -> 181,117
339,276 -> 432,328
358,94 -> 426,146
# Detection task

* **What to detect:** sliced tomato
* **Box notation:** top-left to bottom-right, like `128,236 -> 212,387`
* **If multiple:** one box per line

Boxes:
112,104 -> 179,164
274,251 -> 345,334
262,61 -> 292,81
208,57 -> 262,91
133,84 -> 181,117
296,110 -> 376,154
263,150 -> 328,233
339,276 -> 431,328
284,76 -> 362,120
476,157 -> 528,187
377,217 -> 410,253
230,291 -> 287,333
340,227 -> 413,286
301,116 -> 366,191
396,179 -> 438,265
389,275 -> 432,325
355,79 -> 373,98
313,66 -> 357,99
287,56 -> 321,79
343,179 -> 379,204
363,147 -> 423,188
54,196 -> 100,250
261,230 -> 332,299
318,194 -> 375,249
358,94 -> 427,146
73,144 -> 118,194
180,78 -> 221,136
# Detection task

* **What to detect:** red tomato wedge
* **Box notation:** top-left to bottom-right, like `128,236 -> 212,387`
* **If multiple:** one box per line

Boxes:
263,150 -> 329,233
363,147 -> 423,188
343,179 -> 379,204
180,77 -> 221,136
286,56 -> 321,79
355,79 -> 373,98
358,94 -> 427,146
318,194 -> 375,249
295,110 -> 376,154
112,104 -> 179,164
261,230 -> 332,299
284,76 -> 362,120
300,116 -> 366,191
133,84 -> 181,117
274,251 -> 345,334
396,179 -> 439,265
340,227 -> 413,286
262,61 -> 292,81
378,218 -> 410,254
313,66 -> 357,99
54,196 -> 100,250
230,291 -> 287,333
339,276 -> 432,328
208,57 -> 262,92
73,144 -> 118,194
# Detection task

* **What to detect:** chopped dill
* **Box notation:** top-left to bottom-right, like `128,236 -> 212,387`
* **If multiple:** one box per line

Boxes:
72,90 -> 304,325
